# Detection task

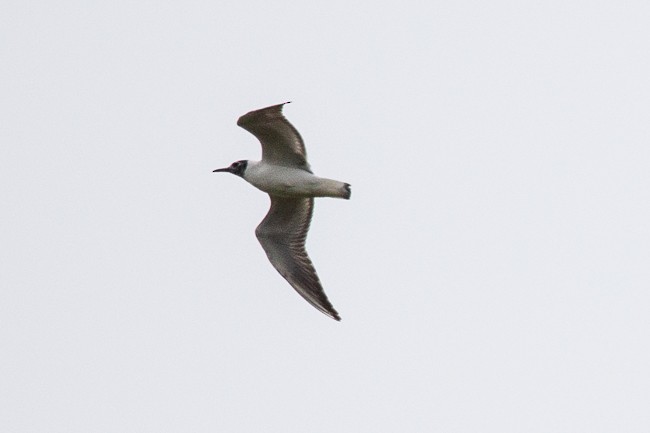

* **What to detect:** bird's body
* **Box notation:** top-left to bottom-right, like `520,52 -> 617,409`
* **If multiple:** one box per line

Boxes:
243,160 -> 350,199
213,102 -> 350,321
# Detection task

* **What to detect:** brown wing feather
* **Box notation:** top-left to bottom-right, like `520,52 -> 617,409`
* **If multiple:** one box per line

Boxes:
237,102 -> 312,172
255,196 -> 340,321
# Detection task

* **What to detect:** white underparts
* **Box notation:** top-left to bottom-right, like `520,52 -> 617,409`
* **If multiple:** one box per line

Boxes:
243,161 -> 350,199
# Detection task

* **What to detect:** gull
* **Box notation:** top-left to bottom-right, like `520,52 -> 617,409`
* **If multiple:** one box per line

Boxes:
213,102 -> 350,321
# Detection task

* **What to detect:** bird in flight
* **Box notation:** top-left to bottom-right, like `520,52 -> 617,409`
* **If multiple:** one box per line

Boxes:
214,102 -> 350,321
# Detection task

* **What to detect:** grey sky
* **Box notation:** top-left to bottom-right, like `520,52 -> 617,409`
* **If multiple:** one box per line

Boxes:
2,0 -> 649,432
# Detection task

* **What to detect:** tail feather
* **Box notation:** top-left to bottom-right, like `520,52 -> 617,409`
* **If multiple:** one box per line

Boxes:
343,183 -> 351,200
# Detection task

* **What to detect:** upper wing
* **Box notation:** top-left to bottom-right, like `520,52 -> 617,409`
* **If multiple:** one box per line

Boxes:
237,102 -> 312,172
255,195 -> 341,321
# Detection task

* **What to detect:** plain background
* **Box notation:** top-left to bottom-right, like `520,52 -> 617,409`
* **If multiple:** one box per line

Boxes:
2,0 -> 649,431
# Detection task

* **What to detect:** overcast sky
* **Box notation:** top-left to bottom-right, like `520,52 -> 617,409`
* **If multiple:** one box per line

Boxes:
2,1 -> 650,432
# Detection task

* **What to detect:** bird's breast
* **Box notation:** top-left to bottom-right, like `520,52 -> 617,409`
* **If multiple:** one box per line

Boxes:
243,163 -> 344,198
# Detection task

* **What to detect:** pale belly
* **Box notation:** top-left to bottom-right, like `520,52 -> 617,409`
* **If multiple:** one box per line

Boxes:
245,163 -> 348,198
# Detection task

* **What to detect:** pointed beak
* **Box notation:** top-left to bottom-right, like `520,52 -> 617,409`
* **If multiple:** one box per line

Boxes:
213,167 -> 231,173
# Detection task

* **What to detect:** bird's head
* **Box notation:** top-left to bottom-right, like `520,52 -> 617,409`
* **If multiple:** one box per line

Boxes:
213,160 -> 248,177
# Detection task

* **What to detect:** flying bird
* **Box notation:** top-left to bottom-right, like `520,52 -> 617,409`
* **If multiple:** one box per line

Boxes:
214,102 -> 350,321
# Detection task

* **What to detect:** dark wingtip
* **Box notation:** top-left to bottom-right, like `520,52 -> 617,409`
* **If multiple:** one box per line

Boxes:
319,301 -> 341,321
318,299 -> 341,321
238,102 -> 293,126
344,183 -> 351,200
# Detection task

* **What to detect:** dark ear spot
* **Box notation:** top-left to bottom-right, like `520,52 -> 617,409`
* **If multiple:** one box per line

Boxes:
229,160 -> 247,177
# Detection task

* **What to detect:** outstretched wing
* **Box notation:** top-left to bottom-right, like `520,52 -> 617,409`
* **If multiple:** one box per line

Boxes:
255,195 -> 340,321
237,102 -> 312,172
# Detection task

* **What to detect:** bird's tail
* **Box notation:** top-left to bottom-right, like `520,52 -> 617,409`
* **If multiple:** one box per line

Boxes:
343,183 -> 351,200
315,178 -> 351,199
